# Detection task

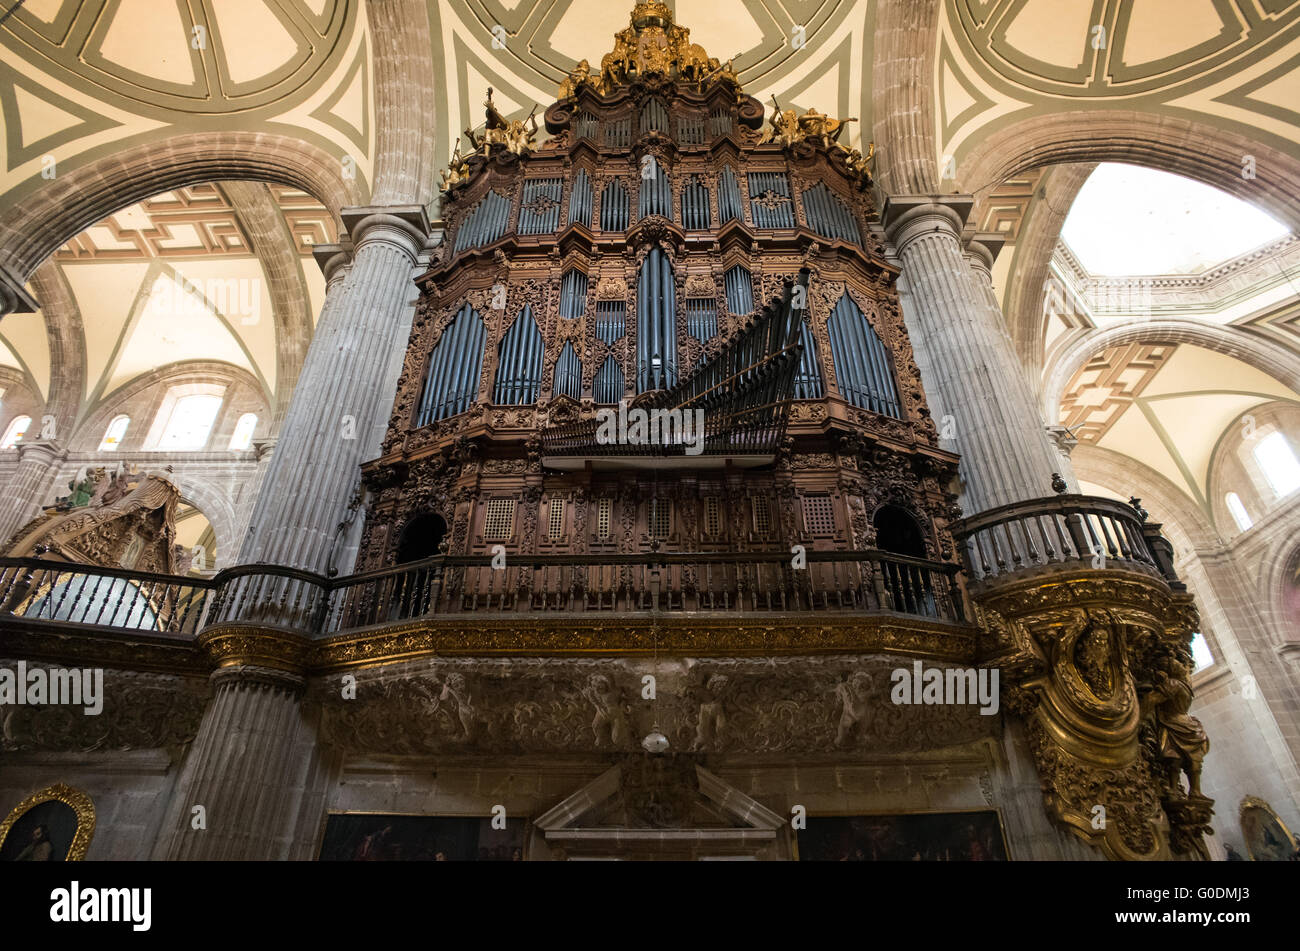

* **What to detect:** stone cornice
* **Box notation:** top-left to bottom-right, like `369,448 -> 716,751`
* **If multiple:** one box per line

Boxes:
881,194 -> 975,256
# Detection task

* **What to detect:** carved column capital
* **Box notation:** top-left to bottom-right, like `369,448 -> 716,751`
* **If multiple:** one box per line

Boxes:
880,194 -> 974,256
342,204 -> 432,263
311,242 -> 353,287
964,231 -> 1006,281
198,625 -> 311,679
209,664 -> 307,696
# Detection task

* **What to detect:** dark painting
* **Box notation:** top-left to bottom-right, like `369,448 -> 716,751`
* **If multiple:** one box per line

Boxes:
0,800 -> 79,862
318,814 -> 528,861
798,811 -> 1007,861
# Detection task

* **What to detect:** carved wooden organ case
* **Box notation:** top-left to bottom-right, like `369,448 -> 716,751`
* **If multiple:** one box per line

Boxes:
356,34 -> 961,574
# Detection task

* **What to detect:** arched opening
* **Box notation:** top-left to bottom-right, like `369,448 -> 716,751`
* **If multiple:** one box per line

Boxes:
397,513 -> 447,564
389,513 -> 447,622
873,504 -> 926,558
873,504 -> 933,617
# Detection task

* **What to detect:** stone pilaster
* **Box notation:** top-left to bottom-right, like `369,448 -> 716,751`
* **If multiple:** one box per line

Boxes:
883,197 -> 1066,513
236,206 -> 429,574
154,663 -> 311,860
0,440 -> 65,548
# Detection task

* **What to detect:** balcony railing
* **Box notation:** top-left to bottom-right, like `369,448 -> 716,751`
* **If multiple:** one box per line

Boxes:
952,494 -> 1164,585
0,557 -> 213,636
0,548 -> 968,641
319,549 -> 966,632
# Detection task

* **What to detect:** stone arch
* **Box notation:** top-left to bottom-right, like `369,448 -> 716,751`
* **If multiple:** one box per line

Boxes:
167,478 -> 240,572
1071,443 -> 1221,555
0,131 -> 360,285
25,260 -> 86,436
69,360 -> 272,453
956,110 -> 1300,233
1042,320 -> 1300,429
998,162 -> 1095,372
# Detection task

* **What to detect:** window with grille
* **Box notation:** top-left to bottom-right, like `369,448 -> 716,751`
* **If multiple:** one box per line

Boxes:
802,496 -> 835,535
704,497 -> 722,537
753,495 -> 771,535
484,499 -> 515,540
649,498 -> 671,539
548,499 -> 565,541
597,498 -> 613,539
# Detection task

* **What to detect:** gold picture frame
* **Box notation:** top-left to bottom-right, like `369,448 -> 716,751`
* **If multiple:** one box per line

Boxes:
1239,795 -> 1296,862
0,783 -> 96,861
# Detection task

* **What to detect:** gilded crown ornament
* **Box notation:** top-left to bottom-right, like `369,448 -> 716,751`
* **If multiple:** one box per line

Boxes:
557,0 -> 738,98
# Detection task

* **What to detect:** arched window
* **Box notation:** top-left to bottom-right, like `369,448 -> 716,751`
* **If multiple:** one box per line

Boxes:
1190,632 -> 1214,672
0,414 -> 31,448
416,303 -> 486,426
1253,431 -> 1300,498
636,246 -> 677,392
594,355 -> 624,404
98,415 -> 130,452
827,293 -> 902,418
157,394 -> 223,450
802,183 -> 863,247
452,190 -> 512,254
553,342 -> 582,401
228,413 -> 258,451
493,306 -> 544,405
638,155 -> 671,219
1225,491 -> 1252,532
600,179 -> 629,231
793,321 -> 824,399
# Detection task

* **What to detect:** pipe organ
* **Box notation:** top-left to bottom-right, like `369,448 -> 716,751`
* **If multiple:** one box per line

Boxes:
357,1 -> 962,575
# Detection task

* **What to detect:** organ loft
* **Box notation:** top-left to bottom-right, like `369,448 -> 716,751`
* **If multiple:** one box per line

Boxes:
1,2 -> 1241,864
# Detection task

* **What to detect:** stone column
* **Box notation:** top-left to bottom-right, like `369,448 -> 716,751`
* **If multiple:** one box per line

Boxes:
237,206 -> 428,573
164,207 -> 429,859
965,231 -> 1078,489
0,440 -> 65,547
154,664 -> 310,860
884,196 -> 1067,514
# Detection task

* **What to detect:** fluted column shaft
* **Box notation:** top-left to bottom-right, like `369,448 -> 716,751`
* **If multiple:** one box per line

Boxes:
237,207 -> 428,574
885,197 -> 1066,513
0,440 -> 65,546
155,667 -> 310,860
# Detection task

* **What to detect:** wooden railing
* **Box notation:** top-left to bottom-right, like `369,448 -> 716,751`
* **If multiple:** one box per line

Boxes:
319,549 -> 966,632
0,547 -> 968,641
952,494 -> 1165,585
0,557 -> 213,636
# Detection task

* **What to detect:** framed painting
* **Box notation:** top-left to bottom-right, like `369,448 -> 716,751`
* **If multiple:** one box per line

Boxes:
1240,796 -> 1296,861
0,783 -> 96,862
796,810 -> 1008,861
318,813 -> 528,861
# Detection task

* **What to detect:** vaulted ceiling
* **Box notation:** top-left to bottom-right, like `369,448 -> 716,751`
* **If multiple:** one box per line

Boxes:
1,0 -> 1298,542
